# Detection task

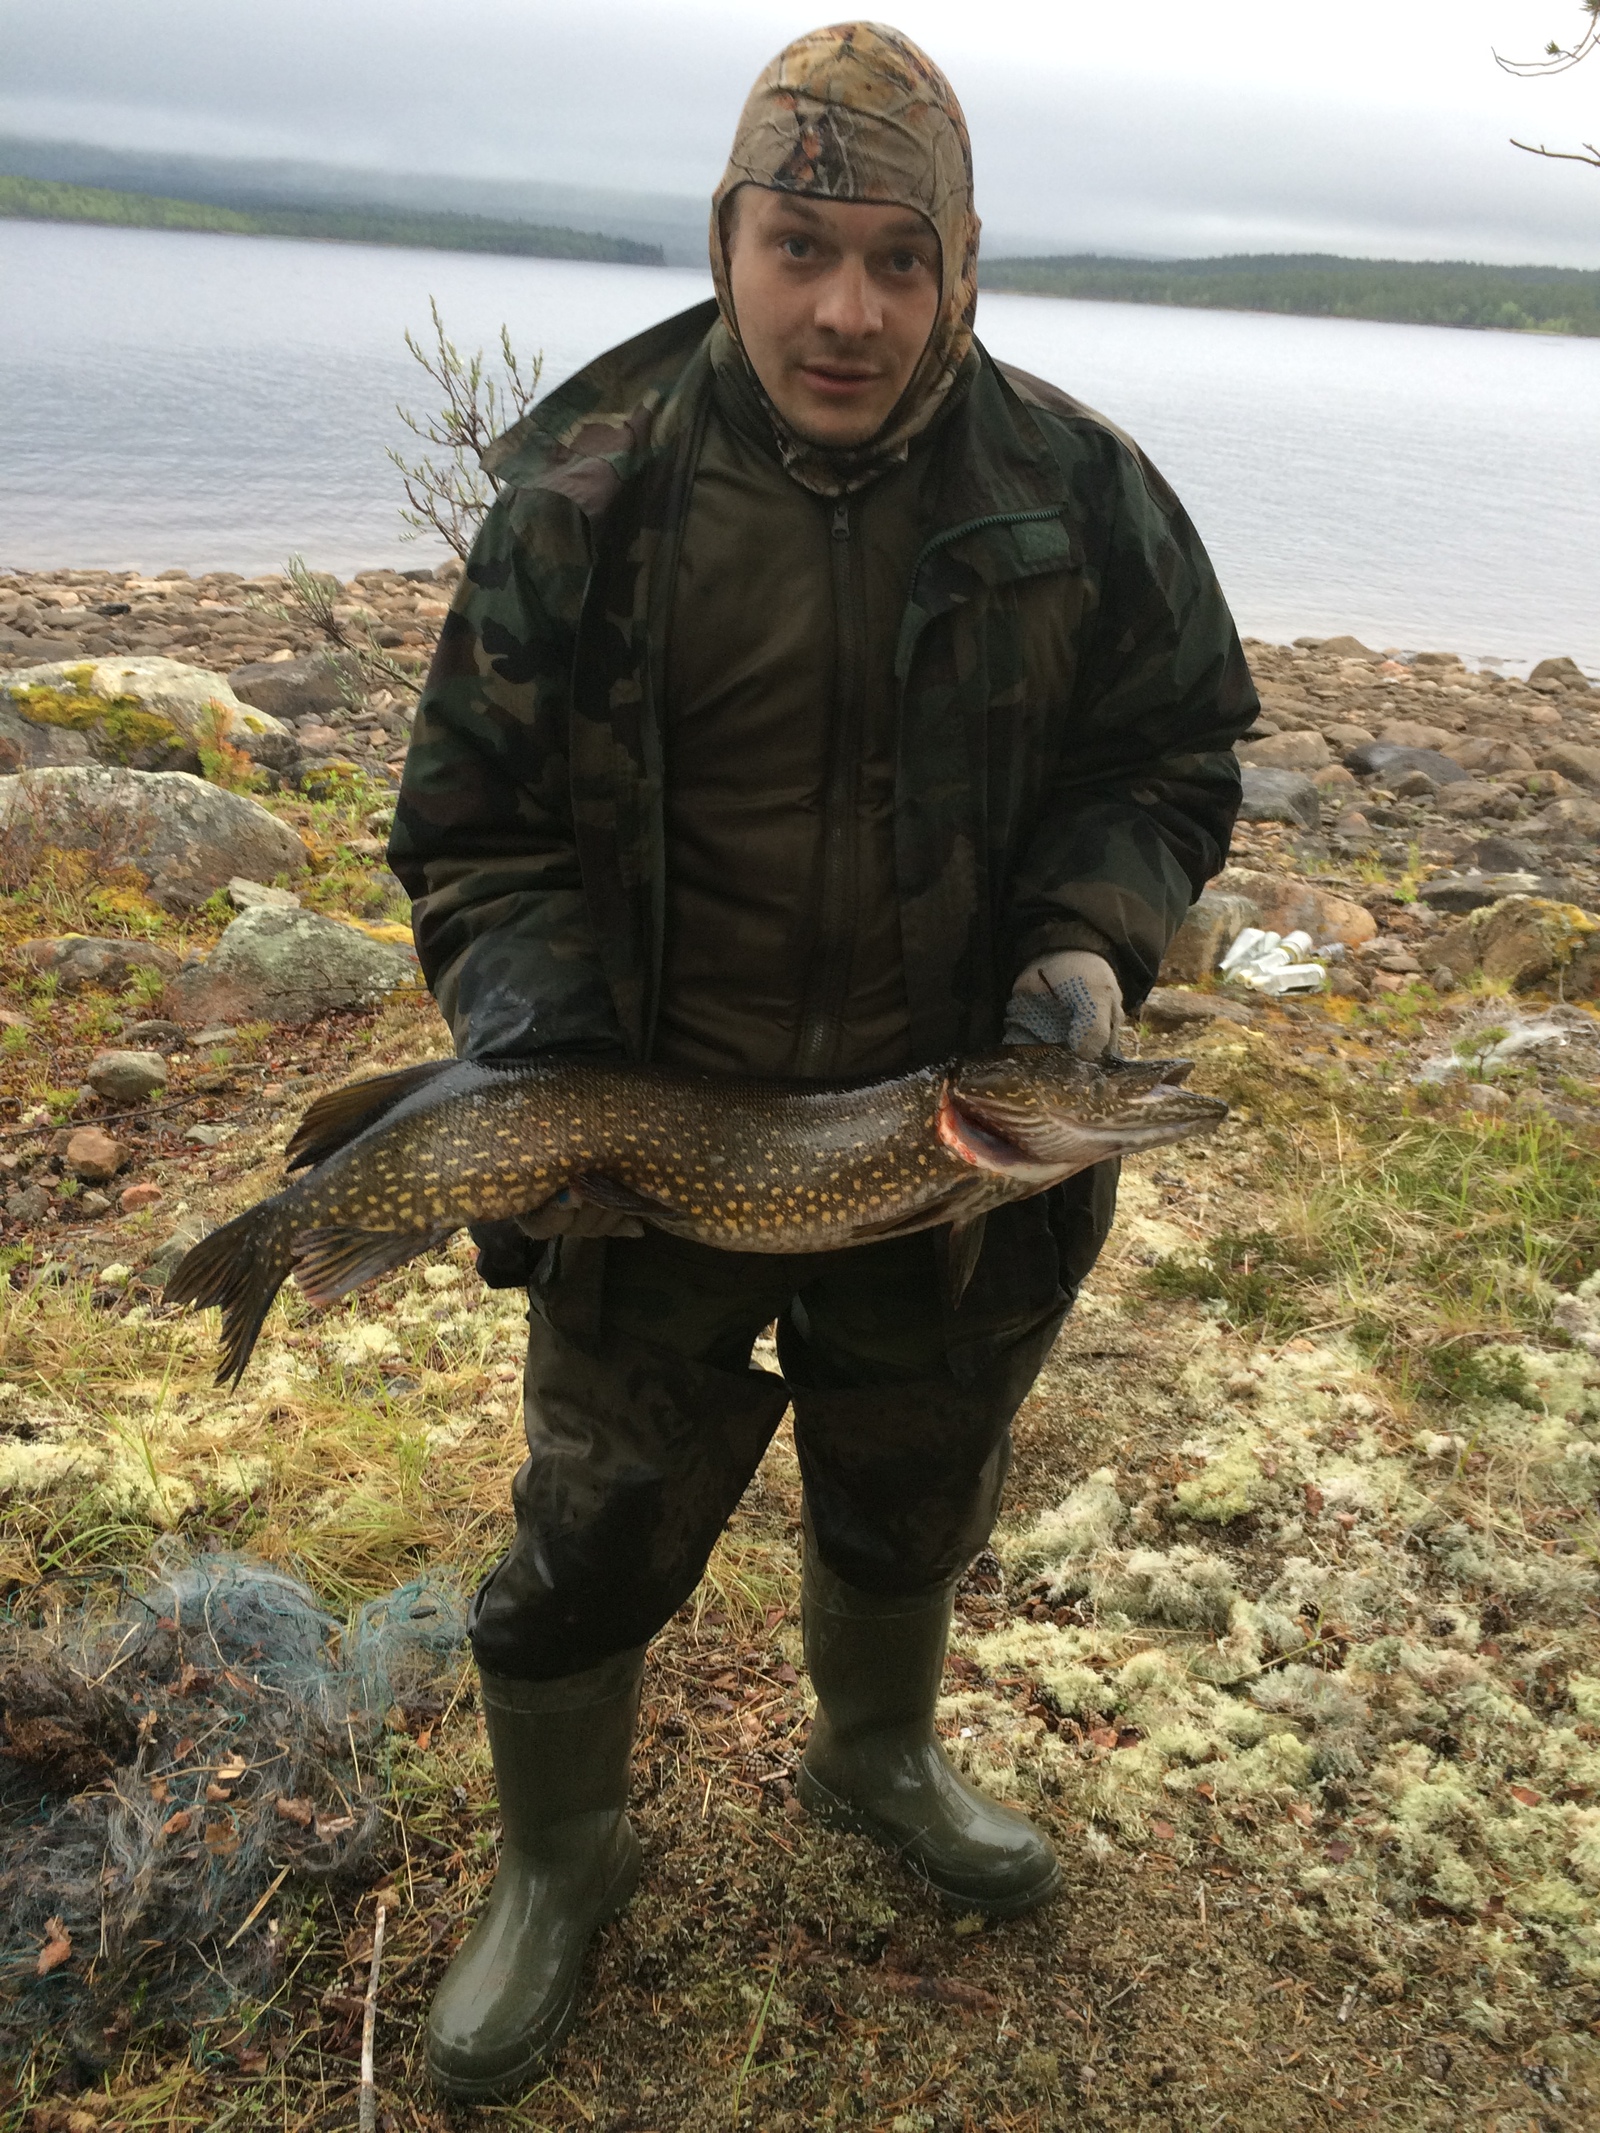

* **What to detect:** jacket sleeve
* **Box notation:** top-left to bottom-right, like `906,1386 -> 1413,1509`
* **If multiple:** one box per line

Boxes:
385,490 -> 626,1061
1005,441 -> 1258,1005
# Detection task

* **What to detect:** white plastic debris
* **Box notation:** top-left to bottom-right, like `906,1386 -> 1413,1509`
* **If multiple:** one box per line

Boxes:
1218,927 -> 1327,994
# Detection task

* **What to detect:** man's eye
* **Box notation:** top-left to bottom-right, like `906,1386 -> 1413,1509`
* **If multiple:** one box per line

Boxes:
780,236 -> 812,260
888,250 -> 923,274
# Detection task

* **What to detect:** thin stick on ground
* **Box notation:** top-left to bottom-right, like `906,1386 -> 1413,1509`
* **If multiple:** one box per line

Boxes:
358,1900 -> 387,2133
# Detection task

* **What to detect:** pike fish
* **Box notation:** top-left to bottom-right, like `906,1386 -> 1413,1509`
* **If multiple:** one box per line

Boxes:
168,1046 -> 1226,1385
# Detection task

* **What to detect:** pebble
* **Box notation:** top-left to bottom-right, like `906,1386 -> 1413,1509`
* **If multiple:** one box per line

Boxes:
119,1182 -> 166,1214
65,1126 -> 122,1180
86,1049 -> 169,1104
227,876 -> 301,912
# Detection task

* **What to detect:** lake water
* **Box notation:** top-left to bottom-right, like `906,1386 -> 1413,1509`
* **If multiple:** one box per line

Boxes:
2,219 -> 1596,671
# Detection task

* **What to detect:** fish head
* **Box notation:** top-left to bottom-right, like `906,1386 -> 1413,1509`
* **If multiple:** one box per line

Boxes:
941,1049 -> 1228,1178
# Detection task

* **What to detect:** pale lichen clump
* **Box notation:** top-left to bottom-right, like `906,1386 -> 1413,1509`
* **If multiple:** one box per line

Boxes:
944,1309 -> 1600,2030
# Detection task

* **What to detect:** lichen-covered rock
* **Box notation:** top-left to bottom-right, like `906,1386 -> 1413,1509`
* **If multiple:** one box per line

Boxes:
1419,895 -> 1600,994
0,768 -> 308,910
0,701 -> 93,773
0,657 -> 296,776
22,935 -> 180,992
170,906 -> 417,1026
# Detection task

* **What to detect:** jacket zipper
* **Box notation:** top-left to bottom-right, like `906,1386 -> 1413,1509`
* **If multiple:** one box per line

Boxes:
794,497 -> 867,1076
907,504 -> 1066,588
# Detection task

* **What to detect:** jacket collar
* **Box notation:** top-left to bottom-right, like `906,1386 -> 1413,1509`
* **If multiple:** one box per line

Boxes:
484,301 -> 1078,566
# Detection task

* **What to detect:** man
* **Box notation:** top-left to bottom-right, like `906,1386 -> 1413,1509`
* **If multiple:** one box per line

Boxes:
389,21 -> 1256,2104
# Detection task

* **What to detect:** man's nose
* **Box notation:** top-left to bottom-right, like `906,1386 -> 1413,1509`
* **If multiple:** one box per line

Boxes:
813,255 -> 882,339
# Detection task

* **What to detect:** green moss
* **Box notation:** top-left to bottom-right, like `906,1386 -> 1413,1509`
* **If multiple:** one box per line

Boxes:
1174,1437 -> 1270,1524
10,679 -> 189,766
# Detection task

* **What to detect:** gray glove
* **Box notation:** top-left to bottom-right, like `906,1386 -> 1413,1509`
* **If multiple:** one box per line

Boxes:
516,1190 -> 645,1241
1003,950 -> 1126,1061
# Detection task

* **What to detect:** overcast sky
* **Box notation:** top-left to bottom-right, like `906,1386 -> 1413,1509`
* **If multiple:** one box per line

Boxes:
4,0 -> 1599,265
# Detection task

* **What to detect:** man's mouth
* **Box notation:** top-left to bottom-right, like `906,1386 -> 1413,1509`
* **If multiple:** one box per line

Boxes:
798,363 -> 883,400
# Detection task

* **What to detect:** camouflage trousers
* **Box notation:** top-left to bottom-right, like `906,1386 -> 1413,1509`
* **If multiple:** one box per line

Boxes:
468,1166 -> 1118,1681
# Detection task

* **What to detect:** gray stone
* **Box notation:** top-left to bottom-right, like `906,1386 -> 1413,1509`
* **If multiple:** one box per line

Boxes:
228,653 -> 352,724
0,656 -> 297,773
227,876 -> 300,912
4,1185 -> 51,1225
85,1050 -> 168,1103
1158,890 -> 1262,983
0,703 -> 93,774
120,1019 -> 188,1051
1419,872 -> 1570,915
1470,836 -> 1543,873
1139,987 -> 1255,1031
1539,794 -> 1600,838
144,1215 -> 206,1284
22,935 -> 180,993
170,906 -> 417,1027
0,768 -> 308,909
1237,765 -> 1322,831
1345,743 -> 1470,784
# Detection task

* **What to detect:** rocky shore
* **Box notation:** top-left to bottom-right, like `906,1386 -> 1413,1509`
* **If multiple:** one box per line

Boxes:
0,560 -> 460,790
1,577 -> 1599,2124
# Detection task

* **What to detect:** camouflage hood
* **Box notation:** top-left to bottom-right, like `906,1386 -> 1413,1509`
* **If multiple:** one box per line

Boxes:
710,20 -> 981,496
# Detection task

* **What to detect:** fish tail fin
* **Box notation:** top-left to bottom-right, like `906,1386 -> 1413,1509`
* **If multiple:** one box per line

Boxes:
164,1199 -> 296,1388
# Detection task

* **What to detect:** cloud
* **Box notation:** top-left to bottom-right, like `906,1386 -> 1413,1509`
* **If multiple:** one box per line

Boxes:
3,0 -> 1597,265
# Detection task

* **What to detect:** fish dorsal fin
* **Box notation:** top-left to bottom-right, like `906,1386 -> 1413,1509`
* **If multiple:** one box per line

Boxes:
283,1060 -> 456,1173
289,1224 -> 452,1307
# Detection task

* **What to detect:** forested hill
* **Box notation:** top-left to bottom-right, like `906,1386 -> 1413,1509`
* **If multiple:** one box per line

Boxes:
0,174 -> 664,266
978,251 -> 1600,336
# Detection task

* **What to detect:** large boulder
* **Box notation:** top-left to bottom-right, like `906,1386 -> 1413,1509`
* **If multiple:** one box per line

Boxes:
1217,868 -> 1377,948
228,654 -> 352,725
1159,890 -> 1262,983
1344,742 -> 1470,784
1237,765 -> 1321,831
1237,730 -> 1332,772
1536,743 -> 1600,792
0,657 -> 296,776
1373,719 -> 1458,752
1418,896 -> 1599,995
1528,656 -> 1593,691
0,767 -> 308,910
169,907 -> 417,1026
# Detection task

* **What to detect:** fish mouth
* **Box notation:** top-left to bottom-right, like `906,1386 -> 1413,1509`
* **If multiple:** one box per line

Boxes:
939,1060 -> 1227,1178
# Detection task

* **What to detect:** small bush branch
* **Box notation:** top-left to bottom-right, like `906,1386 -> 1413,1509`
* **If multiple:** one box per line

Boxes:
388,297 -> 544,558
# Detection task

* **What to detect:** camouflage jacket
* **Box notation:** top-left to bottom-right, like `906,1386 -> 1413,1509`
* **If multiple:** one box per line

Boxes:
388,300 -> 1258,1066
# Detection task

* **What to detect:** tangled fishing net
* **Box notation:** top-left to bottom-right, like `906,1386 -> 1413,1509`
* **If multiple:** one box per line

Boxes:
0,1549 -> 465,2046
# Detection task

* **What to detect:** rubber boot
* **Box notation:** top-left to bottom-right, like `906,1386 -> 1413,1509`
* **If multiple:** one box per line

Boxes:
427,1648 -> 645,2102
797,1548 -> 1061,1916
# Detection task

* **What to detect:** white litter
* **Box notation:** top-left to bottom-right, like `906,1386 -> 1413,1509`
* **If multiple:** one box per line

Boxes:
1218,927 -> 1327,994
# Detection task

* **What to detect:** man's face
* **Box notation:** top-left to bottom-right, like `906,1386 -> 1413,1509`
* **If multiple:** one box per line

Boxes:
725,188 -> 942,449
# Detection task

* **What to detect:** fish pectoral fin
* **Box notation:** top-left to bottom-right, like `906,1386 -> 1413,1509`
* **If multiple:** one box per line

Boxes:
569,1172 -> 673,1218
942,1215 -> 988,1309
283,1060 -> 456,1173
290,1224 -> 453,1307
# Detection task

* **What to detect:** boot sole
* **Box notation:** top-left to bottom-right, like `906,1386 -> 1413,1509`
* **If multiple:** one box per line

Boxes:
426,1823 -> 643,2104
796,1767 -> 1063,1919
